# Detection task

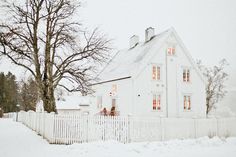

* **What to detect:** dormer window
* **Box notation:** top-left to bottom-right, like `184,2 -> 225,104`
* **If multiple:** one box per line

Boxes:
183,69 -> 190,82
152,65 -> 161,80
167,47 -> 175,55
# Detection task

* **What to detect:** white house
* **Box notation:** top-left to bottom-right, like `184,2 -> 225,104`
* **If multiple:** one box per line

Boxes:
91,27 -> 206,118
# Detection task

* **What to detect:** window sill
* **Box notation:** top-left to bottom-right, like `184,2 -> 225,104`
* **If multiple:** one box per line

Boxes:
151,109 -> 163,112
183,109 -> 192,112
167,54 -> 177,57
151,79 -> 162,82
182,81 -> 192,85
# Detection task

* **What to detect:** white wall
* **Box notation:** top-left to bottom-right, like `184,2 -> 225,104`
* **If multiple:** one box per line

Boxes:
174,34 -> 206,118
92,78 -> 133,115
131,33 -> 206,117
92,32 -> 206,118
132,44 -> 167,117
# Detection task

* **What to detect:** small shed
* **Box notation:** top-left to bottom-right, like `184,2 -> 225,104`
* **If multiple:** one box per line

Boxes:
56,94 -> 90,115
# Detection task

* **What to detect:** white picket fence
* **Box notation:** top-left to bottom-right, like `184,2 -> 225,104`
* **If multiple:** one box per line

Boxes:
3,112 -> 16,119
16,111 -> 236,144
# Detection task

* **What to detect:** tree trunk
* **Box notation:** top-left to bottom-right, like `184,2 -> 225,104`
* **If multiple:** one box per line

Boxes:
41,83 -> 56,113
206,96 -> 211,114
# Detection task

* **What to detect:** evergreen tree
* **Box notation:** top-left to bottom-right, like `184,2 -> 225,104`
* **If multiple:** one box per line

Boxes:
0,73 -> 5,112
19,78 -> 39,111
0,72 -> 19,113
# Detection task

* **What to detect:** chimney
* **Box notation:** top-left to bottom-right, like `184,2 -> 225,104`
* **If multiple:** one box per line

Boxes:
145,27 -> 155,42
129,35 -> 139,48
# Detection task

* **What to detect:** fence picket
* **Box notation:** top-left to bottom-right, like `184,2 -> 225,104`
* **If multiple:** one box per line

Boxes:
14,111 -> 236,144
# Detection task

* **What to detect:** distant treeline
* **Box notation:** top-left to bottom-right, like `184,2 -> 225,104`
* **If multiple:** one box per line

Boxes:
0,72 -> 39,113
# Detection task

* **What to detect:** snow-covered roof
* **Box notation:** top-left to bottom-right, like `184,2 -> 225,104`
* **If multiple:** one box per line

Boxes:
96,27 -> 205,84
56,93 -> 90,110
97,29 -> 171,82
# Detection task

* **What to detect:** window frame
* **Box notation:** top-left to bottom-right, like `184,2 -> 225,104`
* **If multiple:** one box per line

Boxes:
151,64 -> 162,81
152,92 -> 162,111
183,95 -> 192,111
182,67 -> 191,83
167,45 -> 176,56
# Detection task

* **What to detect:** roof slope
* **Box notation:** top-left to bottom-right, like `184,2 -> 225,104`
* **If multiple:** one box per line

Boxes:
97,29 -> 171,82
97,27 -> 205,84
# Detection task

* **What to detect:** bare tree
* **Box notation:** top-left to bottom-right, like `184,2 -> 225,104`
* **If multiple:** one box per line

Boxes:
197,59 -> 228,114
0,0 -> 111,112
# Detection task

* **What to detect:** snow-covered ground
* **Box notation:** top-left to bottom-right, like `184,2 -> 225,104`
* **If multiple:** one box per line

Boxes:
0,118 -> 236,157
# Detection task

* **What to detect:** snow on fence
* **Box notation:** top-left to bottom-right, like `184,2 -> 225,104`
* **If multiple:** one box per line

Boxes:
15,111 -> 236,144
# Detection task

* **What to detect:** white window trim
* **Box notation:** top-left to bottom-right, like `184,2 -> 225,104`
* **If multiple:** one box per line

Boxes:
182,93 -> 192,112
182,66 -> 192,83
166,43 -> 177,57
151,64 -> 163,82
151,92 -> 163,112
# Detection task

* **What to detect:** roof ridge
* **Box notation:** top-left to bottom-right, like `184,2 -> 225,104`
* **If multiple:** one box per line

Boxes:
95,28 -> 173,83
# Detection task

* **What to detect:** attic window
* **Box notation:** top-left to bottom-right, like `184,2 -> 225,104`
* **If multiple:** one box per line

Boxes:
152,65 -> 161,80
167,47 -> 175,55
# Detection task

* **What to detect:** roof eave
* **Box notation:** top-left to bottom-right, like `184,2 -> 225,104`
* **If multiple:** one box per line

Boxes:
91,76 -> 131,86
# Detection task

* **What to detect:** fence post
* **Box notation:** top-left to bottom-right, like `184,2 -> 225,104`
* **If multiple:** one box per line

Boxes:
50,112 -> 55,143
42,111 -> 47,138
216,116 -> 219,137
193,117 -> 197,138
128,114 -> 132,143
84,114 -> 89,142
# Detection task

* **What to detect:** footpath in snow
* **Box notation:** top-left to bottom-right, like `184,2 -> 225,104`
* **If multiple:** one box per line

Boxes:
0,118 -> 236,157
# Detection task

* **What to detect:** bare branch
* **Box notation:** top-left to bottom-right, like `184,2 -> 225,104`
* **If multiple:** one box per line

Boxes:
197,59 -> 228,114
0,0 -> 112,112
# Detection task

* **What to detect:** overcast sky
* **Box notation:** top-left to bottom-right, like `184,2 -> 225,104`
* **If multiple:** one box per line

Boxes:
79,0 -> 236,87
0,0 -> 236,87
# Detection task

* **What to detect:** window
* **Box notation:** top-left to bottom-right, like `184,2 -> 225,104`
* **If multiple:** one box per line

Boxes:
184,96 -> 191,111
110,84 -> 117,97
153,94 -> 161,110
112,84 -> 117,93
152,65 -> 161,80
112,98 -> 116,107
167,47 -> 175,55
97,96 -> 102,109
183,69 -> 190,82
